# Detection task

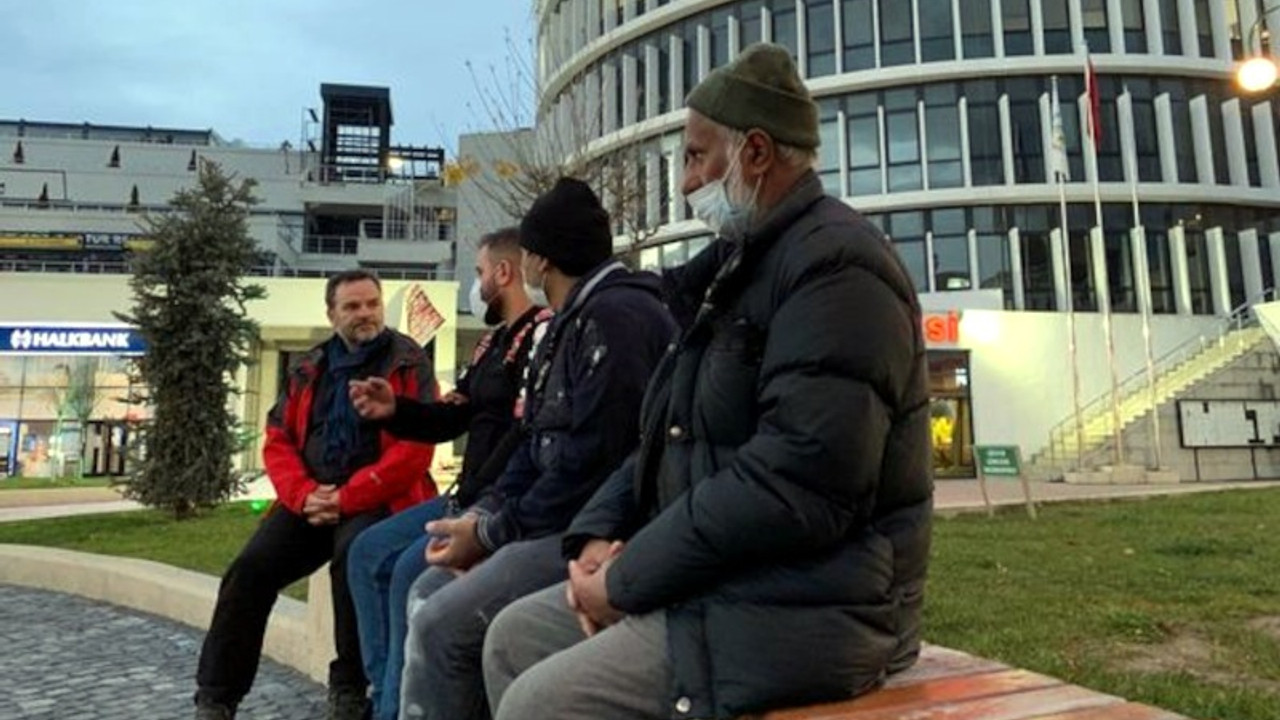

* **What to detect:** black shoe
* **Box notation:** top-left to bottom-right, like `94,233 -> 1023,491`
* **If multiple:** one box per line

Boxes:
194,702 -> 235,720
327,687 -> 369,720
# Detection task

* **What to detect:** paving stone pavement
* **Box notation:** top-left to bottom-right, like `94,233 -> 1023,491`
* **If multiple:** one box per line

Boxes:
0,584 -> 327,719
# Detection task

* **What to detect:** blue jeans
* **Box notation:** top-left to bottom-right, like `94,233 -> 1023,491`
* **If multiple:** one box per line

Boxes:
348,496 -> 451,720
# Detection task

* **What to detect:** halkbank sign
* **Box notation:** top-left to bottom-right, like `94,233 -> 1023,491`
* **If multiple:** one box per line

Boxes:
0,324 -> 146,356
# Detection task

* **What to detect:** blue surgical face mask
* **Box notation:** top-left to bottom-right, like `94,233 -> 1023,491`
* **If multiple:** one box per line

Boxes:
685,141 -> 760,242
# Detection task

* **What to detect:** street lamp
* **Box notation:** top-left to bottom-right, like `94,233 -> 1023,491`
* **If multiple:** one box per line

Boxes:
1237,4 -> 1279,93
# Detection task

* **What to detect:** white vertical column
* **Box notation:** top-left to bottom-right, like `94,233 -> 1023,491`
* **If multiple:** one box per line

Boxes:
644,43 -> 660,120
968,228 -> 981,289
878,105 -> 889,193
1040,91 -> 1056,183
602,60 -> 618,135
1091,226 -> 1113,314
1030,0 -> 1047,55
604,0 -> 617,33
797,0 -> 809,76
1144,0 -> 1164,54
697,25 -> 711,82
1240,0 -> 1259,54
1009,227 -> 1027,310
763,4 -> 774,43
1068,0 -> 1086,52
1131,227 -> 1154,315
1239,229 -> 1265,305
586,0 -> 600,44
959,96 -> 973,187
1271,233 -> 1280,292
925,231 -> 938,292
1221,98 -> 1248,187
729,15 -> 742,57
1208,0 -> 1230,59
837,106 -> 850,197
992,0 -> 1006,57
670,34 -> 685,106
645,149 -> 661,229
952,0 -> 964,58
1253,101 -> 1280,189
1107,0 -> 1125,52
1117,90 -> 1138,184
1177,0 -> 1199,56
1169,224 -> 1193,315
1205,226 -> 1232,316
1189,95 -> 1215,184
622,52 -> 638,126
1051,228 -> 1070,311
831,1 -> 843,72
912,0 -> 922,64
918,98 -> 931,190
1154,93 -> 1178,182
870,0 -> 881,65
1000,94 -> 1015,185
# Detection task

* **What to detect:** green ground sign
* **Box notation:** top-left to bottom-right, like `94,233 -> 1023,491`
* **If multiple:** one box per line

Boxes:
975,445 -> 1022,477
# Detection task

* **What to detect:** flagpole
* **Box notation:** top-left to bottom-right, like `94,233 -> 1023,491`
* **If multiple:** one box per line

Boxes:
1052,75 -> 1085,471
1084,48 -> 1125,467
1123,84 -> 1162,470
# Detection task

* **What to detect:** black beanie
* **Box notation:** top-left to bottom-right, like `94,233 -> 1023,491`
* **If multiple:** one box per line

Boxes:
519,177 -> 613,277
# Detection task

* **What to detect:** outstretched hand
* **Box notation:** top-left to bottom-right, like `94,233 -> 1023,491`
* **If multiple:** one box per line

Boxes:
349,377 -> 396,420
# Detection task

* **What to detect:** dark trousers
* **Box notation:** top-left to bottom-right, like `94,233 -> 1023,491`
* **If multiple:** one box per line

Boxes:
195,506 -> 386,708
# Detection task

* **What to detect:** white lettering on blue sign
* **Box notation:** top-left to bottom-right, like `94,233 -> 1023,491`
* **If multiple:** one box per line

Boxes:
3,326 -> 144,355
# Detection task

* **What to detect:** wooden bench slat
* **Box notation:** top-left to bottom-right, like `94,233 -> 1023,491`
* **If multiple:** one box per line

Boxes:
799,684 -> 1122,720
1022,701 -> 1191,720
763,669 -> 1061,720
884,646 -> 1011,686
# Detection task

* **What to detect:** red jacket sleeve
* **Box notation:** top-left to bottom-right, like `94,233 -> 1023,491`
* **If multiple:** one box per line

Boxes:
262,383 -> 318,514
338,360 -> 438,515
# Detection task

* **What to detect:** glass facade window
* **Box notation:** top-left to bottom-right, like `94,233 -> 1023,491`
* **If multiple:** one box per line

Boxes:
805,0 -> 837,77
960,0 -> 995,58
710,9 -> 732,70
1158,0 -> 1182,55
1006,77 -> 1044,185
1095,77 -> 1123,182
932,208 -> 971,290
770,0 -> 799,58
1129,80 -> 1161,182
1241,104 -> 1262,187
1160,79 -> 1197,183
1042,0 -> 1073,54
1103,205 -> 1137,312
1066,207 -> 1099,312
818,98 -> 842,194
631,43 -> 647,122
880,0 -> 915,66
1081,0 -> 1111,52
846,93 -> 882,195
966,79 -> 1004,186
1002,0 -> 1034,56
1184,227 -> 1212,314
841,0 -> 876,70
889,211 -> 929,291
885,88 -> 923,191
657,36 -> 672,114
919,0 -> 957,62
739,1 -> 765,48
924,84 -> 963,189
974,207 -> 1014,307
1192,0 -> 1213,58
683,21 -> 700,95
1016,205 -> 1056,310
1121,0 -> 1148,52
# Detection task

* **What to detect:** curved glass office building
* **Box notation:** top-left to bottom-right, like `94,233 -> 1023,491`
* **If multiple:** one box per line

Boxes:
536,0 -> 1279,314
533,0 -> 1280,481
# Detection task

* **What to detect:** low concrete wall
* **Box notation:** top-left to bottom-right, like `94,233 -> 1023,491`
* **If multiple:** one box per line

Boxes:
0,544 -> 334,683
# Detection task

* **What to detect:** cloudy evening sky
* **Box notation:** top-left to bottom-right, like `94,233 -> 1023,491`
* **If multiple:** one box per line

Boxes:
0,1 -> 537,152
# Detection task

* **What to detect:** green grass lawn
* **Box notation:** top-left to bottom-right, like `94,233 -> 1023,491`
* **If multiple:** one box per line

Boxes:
0,477 -> 113,490
0,489 -> 1277,718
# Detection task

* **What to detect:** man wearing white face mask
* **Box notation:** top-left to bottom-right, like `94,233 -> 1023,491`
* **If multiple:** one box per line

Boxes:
484,43 -> 933,720
397,177 -> 677,720
345,227 -> 545,720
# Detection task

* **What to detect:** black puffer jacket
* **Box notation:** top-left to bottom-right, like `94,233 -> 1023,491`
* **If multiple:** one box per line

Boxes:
566,173 -> 933,719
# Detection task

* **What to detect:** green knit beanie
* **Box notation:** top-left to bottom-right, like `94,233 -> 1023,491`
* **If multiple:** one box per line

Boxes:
685,43 -> 819,149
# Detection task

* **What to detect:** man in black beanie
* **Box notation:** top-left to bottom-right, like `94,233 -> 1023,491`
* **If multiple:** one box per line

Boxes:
397,177 -> 678,720
485,43 -> 932,720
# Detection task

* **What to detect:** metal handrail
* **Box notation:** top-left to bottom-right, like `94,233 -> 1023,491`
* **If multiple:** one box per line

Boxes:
1046,288 -> 1278,456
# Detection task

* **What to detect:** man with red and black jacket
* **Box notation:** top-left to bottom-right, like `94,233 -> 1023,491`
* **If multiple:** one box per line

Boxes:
194,270 -> 437,720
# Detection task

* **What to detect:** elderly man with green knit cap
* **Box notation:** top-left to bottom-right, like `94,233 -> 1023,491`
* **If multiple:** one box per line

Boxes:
482,43 -> 934,720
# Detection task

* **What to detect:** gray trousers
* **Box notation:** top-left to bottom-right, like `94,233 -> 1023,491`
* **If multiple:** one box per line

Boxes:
398,534 -> 566,720
483,582 -> 672,720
